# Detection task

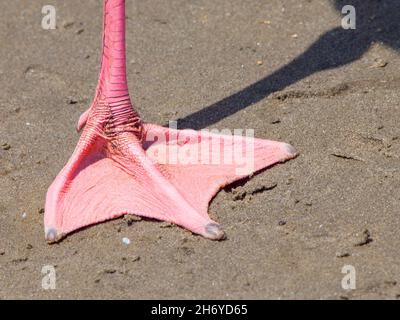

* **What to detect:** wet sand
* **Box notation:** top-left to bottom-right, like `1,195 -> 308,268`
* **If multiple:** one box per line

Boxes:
1,0 -> 400,299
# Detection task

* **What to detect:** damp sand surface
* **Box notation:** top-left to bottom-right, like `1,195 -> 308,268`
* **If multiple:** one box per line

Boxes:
1,0 -> 400,299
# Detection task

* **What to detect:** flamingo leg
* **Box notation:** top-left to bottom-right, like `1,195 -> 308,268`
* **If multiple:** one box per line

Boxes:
44,0 -> 297,242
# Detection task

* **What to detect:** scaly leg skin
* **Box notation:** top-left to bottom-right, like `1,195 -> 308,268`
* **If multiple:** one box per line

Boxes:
44,0 -> 297,243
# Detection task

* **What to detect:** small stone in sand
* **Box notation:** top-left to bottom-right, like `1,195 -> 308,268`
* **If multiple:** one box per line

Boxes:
124,255 -> 140,262
160,222 -> 174,228
62,21 -> 75,29
371,58 -> 388,68
122,237 -> 131,245
21,212 -> 27,219
336,251 -> 350,258
132,255 -> 140,262
104,268 -> 116,274
38,208 -> 45,214
384,280 -> 397,286
124,214 -> 141,226
1,143 -> 11,150
256,60 -> 263,66
67,98 -> 78,105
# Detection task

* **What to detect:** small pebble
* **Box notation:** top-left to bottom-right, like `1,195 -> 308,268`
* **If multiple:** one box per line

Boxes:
256,60 -> 263,66
291,34 -> 298,39
124,214 -> 141,226
67,98 -> 78,105
132,255 -> 140,262
62,21 -> 75,29
160,222 -> 174,228
336,252 -> 350,258
371,58 -> 388,68
104,268 -> 116,274
21,212 -> 27,219
286,177 -> 294,185
278,220 -> 287,226
26,244 -> 33,250
122,237 -> 131,245
1,143 -> 11,151
123,255 -> 140,262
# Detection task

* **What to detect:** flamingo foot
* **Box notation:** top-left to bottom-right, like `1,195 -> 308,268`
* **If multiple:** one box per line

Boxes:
44,0 -> 297,243
44,100 -> 297,243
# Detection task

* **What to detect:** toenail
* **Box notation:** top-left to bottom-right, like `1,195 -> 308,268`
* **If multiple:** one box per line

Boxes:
205,223 -> 226,241
45,228 -> 58,243
283,143 -> 298,157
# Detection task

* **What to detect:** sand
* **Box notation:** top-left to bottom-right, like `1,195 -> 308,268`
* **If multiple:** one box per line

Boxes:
1,0 -> 400,299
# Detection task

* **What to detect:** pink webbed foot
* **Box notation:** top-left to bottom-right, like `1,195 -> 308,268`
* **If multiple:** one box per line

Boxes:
44,113 -> 297,242
44,0 -> 298,242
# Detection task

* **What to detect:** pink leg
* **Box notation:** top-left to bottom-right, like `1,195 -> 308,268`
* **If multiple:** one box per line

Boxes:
44,0 -> 297,242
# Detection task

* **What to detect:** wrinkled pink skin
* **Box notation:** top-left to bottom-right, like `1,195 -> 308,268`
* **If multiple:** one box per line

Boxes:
44,0 -> 297,243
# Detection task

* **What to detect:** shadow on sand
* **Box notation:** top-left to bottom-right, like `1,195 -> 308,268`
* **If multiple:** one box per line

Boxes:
176,0 -> 400,130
